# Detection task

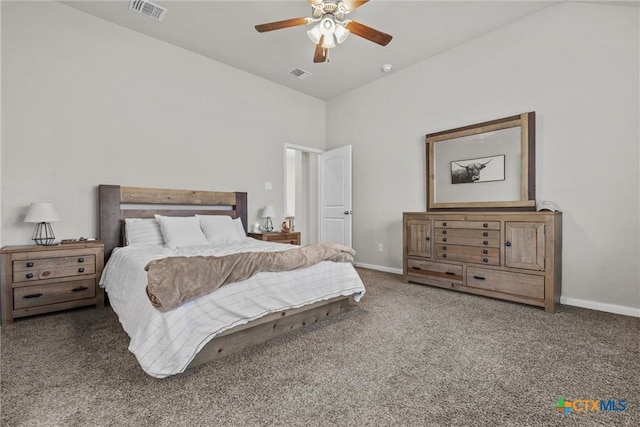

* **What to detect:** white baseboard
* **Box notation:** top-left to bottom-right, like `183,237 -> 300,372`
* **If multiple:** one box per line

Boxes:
560,296 -> 640,318
353,262 -> 403,275
354,263 -> 639,318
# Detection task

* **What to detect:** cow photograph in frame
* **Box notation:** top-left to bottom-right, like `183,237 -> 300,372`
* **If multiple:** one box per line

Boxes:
450,154 -> 505,184
426,112 -> 536,210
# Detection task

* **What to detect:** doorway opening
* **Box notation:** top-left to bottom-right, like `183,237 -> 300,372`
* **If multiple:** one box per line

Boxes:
284,144 -> 321,246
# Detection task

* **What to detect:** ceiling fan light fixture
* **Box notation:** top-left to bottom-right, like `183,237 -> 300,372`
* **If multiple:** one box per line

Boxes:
307,25 -> 322,44
322,33 -> 336,49
334,23 -> 350,44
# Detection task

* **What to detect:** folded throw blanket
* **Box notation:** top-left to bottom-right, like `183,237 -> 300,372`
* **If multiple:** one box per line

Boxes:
145,243 -> 356,312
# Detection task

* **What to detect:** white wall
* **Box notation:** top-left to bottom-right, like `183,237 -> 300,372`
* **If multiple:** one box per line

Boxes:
327,3 -> 640,314
1,1 -> 325,246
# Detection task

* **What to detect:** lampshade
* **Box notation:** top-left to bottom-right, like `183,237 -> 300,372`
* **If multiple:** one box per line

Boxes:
322,33 -> 336,49
319,16 -> 335,37
334,24 -> 350,44
262,206 -> 276,218
24,202 -> 60,245
307,25 -> 322,44
24,203 -> 60,223
262,206 -> 276,232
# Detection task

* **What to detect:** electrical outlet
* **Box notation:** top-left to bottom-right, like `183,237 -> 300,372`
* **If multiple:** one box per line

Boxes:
378,243 -> 383,252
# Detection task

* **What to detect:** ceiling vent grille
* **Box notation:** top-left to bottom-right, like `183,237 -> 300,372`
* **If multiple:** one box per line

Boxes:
129,0 -> 167,22
289,68 -> 311,80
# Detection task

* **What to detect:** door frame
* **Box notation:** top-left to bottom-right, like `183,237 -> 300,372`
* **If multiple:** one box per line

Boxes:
283,143 -> 324,244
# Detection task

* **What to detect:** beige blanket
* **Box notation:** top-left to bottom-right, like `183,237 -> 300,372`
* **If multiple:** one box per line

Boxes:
145,243 -> 356,312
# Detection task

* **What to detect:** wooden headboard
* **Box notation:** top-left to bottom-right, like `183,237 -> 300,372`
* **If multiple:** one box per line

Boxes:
99,185 -> 248,261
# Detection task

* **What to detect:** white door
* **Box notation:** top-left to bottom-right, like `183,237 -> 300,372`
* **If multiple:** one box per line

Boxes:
319,145 -> 352,246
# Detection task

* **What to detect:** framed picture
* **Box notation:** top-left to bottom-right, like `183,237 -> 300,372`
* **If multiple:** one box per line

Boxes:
450,154 -> 505,184
426,112 -> 535,210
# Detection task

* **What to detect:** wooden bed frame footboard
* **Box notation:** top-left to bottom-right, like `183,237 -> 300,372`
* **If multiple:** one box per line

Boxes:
97,184 -> 357,373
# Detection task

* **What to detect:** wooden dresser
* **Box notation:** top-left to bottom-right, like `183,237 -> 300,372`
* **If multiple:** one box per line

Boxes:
248,231 -> 301,245
403,212 -> 562,312
1,242 -> 104,324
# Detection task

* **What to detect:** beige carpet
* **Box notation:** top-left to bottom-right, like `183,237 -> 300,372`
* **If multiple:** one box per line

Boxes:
1,268 -> 638,426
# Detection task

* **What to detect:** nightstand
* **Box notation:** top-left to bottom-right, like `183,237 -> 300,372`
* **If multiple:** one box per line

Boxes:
1,242 -> 104,325
248,231 -> 301,245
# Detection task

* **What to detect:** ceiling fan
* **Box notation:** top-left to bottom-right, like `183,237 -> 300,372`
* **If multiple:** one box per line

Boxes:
255,0 -> 392,63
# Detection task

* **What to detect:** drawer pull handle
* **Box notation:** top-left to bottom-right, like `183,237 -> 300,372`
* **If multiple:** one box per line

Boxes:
23,293 -> 43,299
72,286 -> 89,292
442,246 -> 447,250
506,241 -> 512,247
26,262 -> 34,268
445,271 -> 456,276
483,241 -> 488,246
442,238 -> 447,242
442,254 -> 447,258
411,266 -> 422,271
425,237 -> 430,241
25,273 -> 34,279
483,258 -> 489,263
483,250 -> 488,254
442,222 -> 447,226
442,230 -> 447,235
483,223 -> 488,228
483,232 -> 488,237
473,275 -> 486,280
78,257 -> 85,263
77,268 -> 85,273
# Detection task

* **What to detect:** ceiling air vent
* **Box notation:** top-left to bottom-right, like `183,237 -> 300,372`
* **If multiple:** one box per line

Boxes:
289,68 -> 311,80
129,0 -> 167,22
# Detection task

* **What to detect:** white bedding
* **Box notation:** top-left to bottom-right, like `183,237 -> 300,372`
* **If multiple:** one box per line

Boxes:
99,238 -> 365,378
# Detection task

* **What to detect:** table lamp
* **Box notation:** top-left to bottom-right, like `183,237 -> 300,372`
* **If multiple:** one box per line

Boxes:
24,202 -> 60,245
262,205 -> 275,232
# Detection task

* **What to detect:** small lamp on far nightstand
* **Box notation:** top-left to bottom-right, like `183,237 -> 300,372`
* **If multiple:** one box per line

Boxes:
24,202 -> 60,246
262,205 -> 275,232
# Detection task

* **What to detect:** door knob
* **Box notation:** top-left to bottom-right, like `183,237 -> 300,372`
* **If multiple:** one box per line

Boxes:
343,211 -> 353,215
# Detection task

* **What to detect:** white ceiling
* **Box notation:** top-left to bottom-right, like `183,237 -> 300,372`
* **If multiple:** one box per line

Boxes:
58,1 -> 591,100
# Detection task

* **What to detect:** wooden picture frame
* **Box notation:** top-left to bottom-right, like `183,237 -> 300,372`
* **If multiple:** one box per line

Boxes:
426,112 -> 536,210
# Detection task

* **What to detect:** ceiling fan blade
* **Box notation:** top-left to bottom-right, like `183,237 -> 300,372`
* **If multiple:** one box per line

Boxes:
307,0 -> 324,5
255,17 -> 310,33
341,0 -> 369,12
313,35 -> 328,63
345,20 -> 392,46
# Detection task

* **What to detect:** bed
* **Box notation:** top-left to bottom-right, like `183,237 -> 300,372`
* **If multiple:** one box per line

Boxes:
98,185 -> 365,378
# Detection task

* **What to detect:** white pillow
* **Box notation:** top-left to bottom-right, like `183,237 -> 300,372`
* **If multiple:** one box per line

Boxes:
198,215 -> 242,244
233,217 -> 246,240
124,218 -> 164,246
154,215 -> 208,249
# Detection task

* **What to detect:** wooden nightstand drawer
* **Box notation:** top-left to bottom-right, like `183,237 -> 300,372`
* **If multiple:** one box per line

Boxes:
13,254 -> 95,272
14,279 -> 96,310
13,258 -> 96,282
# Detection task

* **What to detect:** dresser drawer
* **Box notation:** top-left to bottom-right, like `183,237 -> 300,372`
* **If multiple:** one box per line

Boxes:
407,259 -> 463,284
435,220 -> 500,230
435,245 -> 500,266
433,228 -> 500,247
13,279 -> 96,310
13,261 -> 96,283
466,267 -> 544,299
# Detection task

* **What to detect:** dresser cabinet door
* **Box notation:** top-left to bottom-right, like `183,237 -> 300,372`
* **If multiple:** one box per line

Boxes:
406,219 -> 431,258
505,222 -> 545,271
